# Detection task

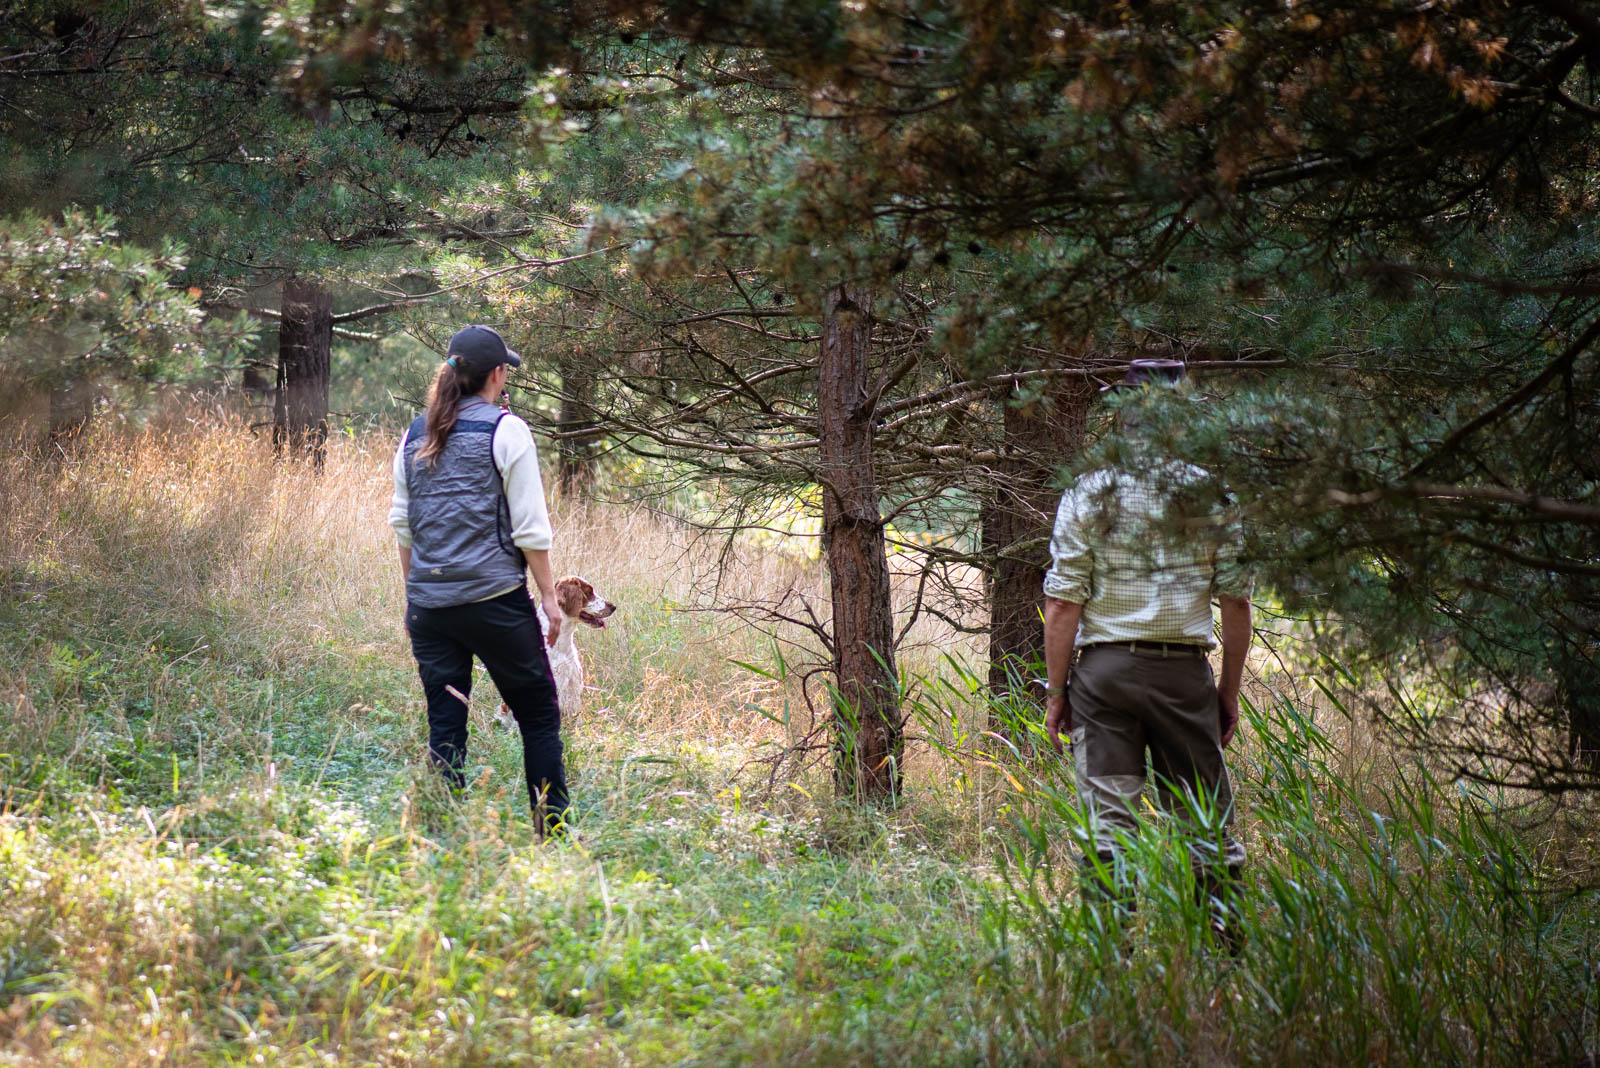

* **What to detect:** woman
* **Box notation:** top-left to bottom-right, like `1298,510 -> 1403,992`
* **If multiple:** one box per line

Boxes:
388,324 -> 570,834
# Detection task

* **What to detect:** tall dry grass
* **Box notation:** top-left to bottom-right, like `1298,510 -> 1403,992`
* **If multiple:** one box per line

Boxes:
1,415 -> 825,729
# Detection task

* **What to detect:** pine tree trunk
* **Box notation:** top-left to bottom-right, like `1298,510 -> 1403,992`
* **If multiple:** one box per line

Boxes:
557,367 -> 597,498
273,279 -> 332,468
818,281 -> 901,801
983,380 -> 1092,700
47,380 -> 94,445
45,328 -> 93,446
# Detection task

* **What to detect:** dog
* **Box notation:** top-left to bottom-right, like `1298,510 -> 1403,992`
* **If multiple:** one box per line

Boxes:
496,575 -> 616,728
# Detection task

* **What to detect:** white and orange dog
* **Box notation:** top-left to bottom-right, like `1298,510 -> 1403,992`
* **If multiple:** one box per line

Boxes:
496,575 -> 616,728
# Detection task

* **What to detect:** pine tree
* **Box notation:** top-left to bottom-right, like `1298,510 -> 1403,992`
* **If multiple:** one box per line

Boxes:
0,210 -> 248,438
0,1 -> 543,459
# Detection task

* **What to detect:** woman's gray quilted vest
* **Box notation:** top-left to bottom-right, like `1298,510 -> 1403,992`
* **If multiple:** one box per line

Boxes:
403,398 -> 525,608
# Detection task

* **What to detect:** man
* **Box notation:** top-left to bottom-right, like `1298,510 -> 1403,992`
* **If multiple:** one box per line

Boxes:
1040,358 -> 1253,943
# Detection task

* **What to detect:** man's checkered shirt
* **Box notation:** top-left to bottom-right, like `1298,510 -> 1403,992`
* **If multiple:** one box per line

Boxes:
1043,462 -> 1254,647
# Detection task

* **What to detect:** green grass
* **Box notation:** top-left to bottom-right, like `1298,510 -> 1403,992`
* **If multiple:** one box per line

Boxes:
0,617 -> 989,1064
2,424 -> 1597,1065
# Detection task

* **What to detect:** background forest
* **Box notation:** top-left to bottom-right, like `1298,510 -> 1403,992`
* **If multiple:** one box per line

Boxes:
2,1 -> 1599,1064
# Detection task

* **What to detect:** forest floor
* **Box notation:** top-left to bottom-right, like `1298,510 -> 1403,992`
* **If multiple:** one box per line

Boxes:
1,418 -> 1596,1066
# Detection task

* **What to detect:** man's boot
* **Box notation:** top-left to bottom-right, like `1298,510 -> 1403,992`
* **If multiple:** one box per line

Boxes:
1079,850 -> 1136,922
1195,862 -> 1245,956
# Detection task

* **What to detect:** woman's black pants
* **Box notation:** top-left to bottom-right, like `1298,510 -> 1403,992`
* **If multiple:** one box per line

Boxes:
406,587 -> 569,832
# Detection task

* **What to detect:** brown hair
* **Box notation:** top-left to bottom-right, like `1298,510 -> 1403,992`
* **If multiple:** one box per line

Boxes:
416,359 -> 492,467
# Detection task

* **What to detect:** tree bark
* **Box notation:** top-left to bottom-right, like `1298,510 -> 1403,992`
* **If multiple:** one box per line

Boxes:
44,327 -> 93,446
47,377 -> 95,445
982,379 -> 1093,700
273,279 -> 333,468
557,363 -> 598,497
818,281 -> 902,801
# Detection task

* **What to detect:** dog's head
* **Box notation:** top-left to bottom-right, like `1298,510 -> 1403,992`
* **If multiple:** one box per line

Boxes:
555,576 -> 617,630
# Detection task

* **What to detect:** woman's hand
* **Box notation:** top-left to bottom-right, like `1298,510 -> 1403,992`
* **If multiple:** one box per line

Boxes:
541,590 -> 563,647
523,550 -> 562,648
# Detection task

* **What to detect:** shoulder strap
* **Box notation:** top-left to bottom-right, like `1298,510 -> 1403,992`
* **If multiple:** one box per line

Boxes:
402,414 -> 426,488
489,407 -> 508,481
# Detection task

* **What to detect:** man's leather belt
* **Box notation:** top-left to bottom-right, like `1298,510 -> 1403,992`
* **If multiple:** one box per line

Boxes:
1082,640 -> 1209,657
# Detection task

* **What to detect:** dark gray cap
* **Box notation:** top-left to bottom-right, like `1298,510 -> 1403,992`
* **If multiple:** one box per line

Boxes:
1102,358 -> 1185,392
446,325 -> 522,373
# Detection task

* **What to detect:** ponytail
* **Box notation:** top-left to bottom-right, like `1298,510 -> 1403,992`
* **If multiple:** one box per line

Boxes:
417,358 -> 491,467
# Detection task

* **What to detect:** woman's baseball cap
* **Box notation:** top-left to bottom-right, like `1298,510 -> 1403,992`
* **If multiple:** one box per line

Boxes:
446,325 -> 522,372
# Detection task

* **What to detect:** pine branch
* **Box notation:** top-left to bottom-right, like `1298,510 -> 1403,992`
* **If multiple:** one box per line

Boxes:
1453,534 -> 1600,578
1349,261 -> 1600,298
332,246 -> 624,322
1531,1 -> 1600,63
1405,314 -> 1600,479
1326,481 -> 1600,525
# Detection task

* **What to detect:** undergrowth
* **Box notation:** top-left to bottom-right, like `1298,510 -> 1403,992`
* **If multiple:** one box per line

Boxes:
1,419 -> 1595,1065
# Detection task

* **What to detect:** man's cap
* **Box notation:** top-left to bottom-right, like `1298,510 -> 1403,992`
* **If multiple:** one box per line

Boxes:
446,325 -> 522,373
1102,358 -> 1186,392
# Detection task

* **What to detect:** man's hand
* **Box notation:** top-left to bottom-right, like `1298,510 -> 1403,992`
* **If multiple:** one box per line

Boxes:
1217,595 -> 1251,750
1045,692 -> 1072,754
1042,597 -> 1083,756
541,591 -> 563,648
1218,689 -> 1240,748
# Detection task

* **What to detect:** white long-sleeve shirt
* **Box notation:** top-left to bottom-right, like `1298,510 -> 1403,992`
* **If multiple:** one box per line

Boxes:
388,412 -> 553,551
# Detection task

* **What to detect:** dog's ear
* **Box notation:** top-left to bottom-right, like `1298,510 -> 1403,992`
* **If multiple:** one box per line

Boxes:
556,577 -> 586,617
